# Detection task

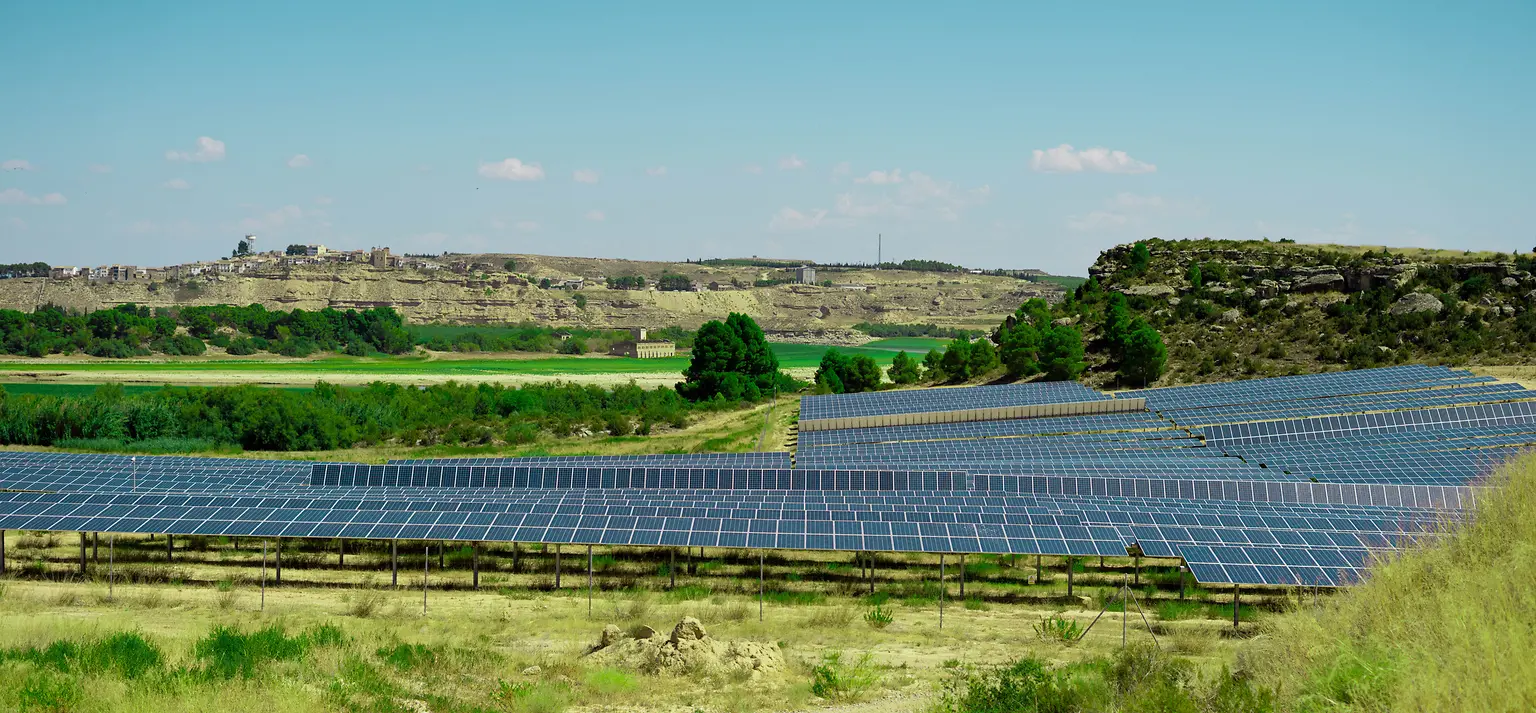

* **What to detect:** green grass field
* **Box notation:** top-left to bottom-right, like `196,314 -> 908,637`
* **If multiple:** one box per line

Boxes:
0,339 -> 948,385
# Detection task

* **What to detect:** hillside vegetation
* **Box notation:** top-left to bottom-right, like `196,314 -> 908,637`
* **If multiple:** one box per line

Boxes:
1074,239 -> 1536,386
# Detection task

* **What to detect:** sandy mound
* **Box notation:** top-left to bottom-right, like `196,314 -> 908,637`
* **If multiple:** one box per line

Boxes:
585,617 -> 786,680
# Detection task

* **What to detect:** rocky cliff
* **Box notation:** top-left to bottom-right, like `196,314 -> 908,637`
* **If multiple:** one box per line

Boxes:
0,253 -> 1061,333
1084,239 -> 1535,384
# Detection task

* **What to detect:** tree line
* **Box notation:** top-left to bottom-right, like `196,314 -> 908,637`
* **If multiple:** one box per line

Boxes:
0,380 -> 728,452
0,303 -> 413,358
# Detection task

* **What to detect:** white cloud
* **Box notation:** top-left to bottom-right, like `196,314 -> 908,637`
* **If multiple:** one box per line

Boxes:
1030,144 -> 1156,174
163,178 -> 191,190
165,136 -> 226,162
0,188 -> 66,205
573,169 -> 600,184
832,162 -> 851,176
89,164 -> 112,174
478,158 -> 545,181
768,207 -> 827,231
778,154 -> 806,170
515,220 -> 539,232
2,159 -> 32,171
854,169 -> 903,185
743,164 -> 763,174
287,154 -> 311,168
646,165 -> 668,176
585,210 -> 606,221
314,196 -> 334,205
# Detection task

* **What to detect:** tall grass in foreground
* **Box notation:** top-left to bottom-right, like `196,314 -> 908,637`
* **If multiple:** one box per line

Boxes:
1257,452 -> 1536,711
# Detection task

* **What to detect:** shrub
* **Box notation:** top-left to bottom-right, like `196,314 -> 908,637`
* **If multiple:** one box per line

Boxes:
933,657 -> 1085,713
1033,614 -> 1083,643
810,651 -> 879,702
863,604 -> 894,629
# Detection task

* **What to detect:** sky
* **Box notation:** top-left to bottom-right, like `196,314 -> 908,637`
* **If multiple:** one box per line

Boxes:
1,2 -> 1532,276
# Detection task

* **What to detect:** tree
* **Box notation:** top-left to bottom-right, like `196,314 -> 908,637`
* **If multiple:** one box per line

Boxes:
503,259 -> 517,272
998,321 -> 1041,378
966,338 -> 999,376
1118,324 -> 1166,386
938,338 -> 973,382
657,273 -> 693,291
1101,293 -> 1133,358
921,349 -> 943,380
285,244 -> 307,256
1039,326 -> 1085,381
232,239 -> 252,258
813,349 -> 882,393
1128,241 -> 1151,275
888,350 -> 921,384
572,293 -> 588,309
678,313 -> 787,401
539,278 -> 552,289
1186,263 -> 1202,290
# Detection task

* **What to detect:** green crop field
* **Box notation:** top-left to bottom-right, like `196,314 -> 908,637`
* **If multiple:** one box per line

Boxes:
0,339 -> 950,389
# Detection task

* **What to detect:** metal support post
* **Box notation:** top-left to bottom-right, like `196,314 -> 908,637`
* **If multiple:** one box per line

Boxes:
439,542 -> 444,569
107,535 -> 114,601
555,544 -> 562,588
959,554 -> 965,598
79,532 -> 87,576
93,533 -> 99,563
1036,554 -> 1042,583
423,545 -> 430,615
939,554 -> 945,629
339,539 -> 344,567
167,534 -> 173,562
1,530 -> 6,575
1067,558 -> 1075,598
669,549 -> 676,589
1134,555 -> 1140,586
758,551 -> 765,622
261,541 -> 267,611
1179,565 -> 1186,600
473,543 -> 480,590
1233,584 -> 1240,629
587,545 -> 594,619
869,553 -> 875,594
391,540 -> 398,587
275,538 -> 282,584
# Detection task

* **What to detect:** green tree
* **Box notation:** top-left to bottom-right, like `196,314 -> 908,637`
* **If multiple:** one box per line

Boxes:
232,239 -> 252,258
937,338 -> 975,382
678,313 -> 786,400
1118,324 -> 1167,386
1186,263 -> 1202,290
1128,241 -> 1151,275
813,349 -> 883,394
921,349 -> 944,380
503,258 -> 517,272
1040,326 -> 1085,381
998,322 -> 1041,378
1101,293 -> 1133,358
966,338 -> 999,376
572,293 -> 588,309
888,350 -> 921,384
285,244 -> 307,256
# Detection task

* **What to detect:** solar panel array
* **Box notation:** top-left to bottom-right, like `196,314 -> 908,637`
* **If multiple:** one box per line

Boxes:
799,380 -> 1109,421
0,365 -> 1527,590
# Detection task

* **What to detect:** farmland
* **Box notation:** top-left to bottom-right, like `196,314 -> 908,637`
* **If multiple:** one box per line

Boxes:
0,339 -> 947,391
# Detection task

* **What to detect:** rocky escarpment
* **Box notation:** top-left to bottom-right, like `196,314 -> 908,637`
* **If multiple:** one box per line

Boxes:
0,253 -> 1061,332
1083,239 -> 1536,384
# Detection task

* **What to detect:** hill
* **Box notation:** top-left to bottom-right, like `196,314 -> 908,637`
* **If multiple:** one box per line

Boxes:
0,253 -> 1064,337
1077,238 -> 1536,386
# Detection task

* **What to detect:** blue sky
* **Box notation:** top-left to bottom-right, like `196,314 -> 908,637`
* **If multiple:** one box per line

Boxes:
2,2 -> 1532,275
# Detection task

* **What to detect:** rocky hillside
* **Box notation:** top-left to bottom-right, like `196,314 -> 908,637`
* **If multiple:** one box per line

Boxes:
1082,239 -> 1536,385
0,253 -> 1061,336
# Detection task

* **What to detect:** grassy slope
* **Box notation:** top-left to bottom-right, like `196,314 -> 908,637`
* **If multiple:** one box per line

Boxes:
1256,452 -> 1536,711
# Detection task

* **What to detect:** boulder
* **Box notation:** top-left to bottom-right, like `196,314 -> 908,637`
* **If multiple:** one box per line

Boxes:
669,617 -> 708,646
1501,277 -> 1519,289
1294,272 -> 1345,293
631,625 -> 658,640
1120,284 -> 1177,298
1220,309 -> 1242,323
600,624 -> 626,648
1052,316 -> 1079,326
1390,292 -> 1444,316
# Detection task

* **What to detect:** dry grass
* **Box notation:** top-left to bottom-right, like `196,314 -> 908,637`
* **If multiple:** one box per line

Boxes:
1255,452 -> 1536,711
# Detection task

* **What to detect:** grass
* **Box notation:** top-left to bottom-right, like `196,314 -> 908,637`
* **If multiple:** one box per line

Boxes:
1254,451 -> 1536,711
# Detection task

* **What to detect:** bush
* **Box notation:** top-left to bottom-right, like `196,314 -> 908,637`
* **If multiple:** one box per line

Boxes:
810,651 -> 879,702
934,657 -> 1085,713
1032,614 -> 1083,642
863,604 -> 894,629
